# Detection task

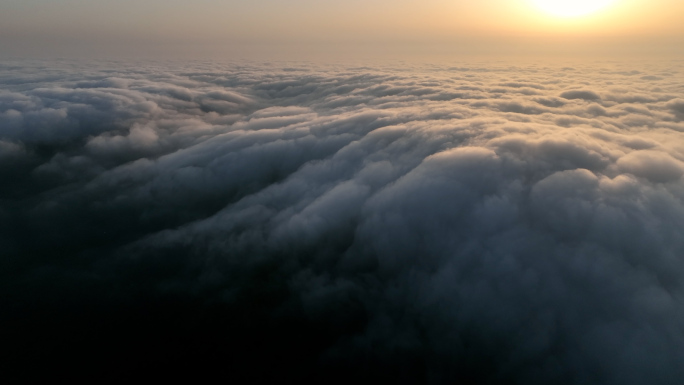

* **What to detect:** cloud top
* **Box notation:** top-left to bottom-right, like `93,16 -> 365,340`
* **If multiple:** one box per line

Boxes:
2,60 -> 684,384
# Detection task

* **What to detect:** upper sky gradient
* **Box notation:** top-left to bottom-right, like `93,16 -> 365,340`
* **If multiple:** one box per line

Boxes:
1,0 -> 683,58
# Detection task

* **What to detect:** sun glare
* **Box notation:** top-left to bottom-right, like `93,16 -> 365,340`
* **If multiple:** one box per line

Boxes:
531,0 -> 617,18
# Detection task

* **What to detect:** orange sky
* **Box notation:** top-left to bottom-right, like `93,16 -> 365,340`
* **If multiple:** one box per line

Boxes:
1,0 -> 682,59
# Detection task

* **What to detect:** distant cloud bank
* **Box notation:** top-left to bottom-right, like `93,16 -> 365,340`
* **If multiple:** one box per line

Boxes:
2,60 -> 684,384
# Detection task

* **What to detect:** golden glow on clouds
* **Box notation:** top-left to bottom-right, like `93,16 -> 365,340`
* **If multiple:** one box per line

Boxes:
530,0 -> 618,18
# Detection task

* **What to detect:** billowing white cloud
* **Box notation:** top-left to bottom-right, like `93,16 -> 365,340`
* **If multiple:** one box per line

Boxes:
2,59 -> 684,384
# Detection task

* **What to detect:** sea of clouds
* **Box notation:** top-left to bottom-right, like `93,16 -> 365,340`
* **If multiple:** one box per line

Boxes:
2,59 -> 684,384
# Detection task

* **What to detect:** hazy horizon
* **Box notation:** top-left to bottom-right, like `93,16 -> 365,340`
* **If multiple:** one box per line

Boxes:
2,0 -> 684,60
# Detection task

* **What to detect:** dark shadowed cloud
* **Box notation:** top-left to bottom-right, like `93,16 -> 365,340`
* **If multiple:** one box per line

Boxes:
560,89 -> 602,101
2,59 -> 684,384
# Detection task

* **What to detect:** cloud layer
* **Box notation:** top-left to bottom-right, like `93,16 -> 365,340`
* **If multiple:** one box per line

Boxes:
2,59 -> 684,384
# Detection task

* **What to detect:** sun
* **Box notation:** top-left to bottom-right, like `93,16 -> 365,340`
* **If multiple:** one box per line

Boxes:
530,0 -> 618,18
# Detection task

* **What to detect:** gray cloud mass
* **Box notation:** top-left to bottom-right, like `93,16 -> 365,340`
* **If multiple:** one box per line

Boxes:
2,60 -> 684,384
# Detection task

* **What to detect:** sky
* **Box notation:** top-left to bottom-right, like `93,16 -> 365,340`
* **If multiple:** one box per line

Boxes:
1,0 -> 684,59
